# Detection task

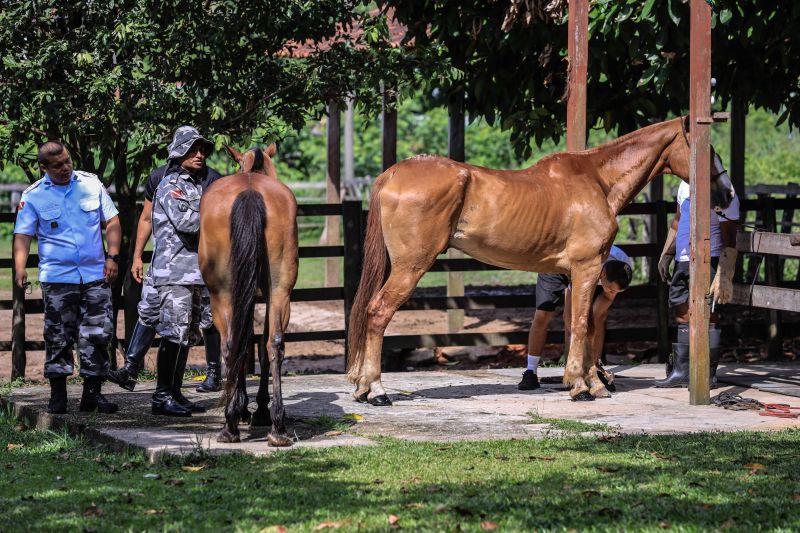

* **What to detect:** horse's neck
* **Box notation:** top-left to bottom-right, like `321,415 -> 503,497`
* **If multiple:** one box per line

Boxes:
591,123 -> 678,214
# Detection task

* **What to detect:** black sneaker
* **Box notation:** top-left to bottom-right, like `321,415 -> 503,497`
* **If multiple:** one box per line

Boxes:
517,369 -> 540,390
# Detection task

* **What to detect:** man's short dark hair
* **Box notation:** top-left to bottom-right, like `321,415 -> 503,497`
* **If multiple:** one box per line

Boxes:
37,141 -> 67,165
604,260 -> 633,290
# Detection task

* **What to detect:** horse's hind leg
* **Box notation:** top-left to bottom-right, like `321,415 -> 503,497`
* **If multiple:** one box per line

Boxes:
356,265 -> 432,406
252,317 -> 271,427
267,292 -> 292,447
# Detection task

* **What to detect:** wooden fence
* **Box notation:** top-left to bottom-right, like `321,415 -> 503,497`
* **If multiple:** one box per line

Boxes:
3,194 -> 800,379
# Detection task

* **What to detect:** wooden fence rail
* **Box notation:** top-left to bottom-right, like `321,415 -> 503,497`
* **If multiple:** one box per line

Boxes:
3,195 -> 800,379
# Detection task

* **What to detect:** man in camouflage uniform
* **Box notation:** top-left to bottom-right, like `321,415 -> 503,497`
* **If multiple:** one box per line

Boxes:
109,127 -> 213,417
13,141 -> 121,414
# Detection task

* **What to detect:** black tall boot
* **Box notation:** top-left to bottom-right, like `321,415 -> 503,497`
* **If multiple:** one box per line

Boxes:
665,324 -> 689,378
197,326 -> 222,393
654,343 -> 690,387
172,345 -> 205,413
47,376 -> 68,414
709,326 -> 722,388
79,376 -> 119,414
151,340 -> 191,417
107,321 -> 156,391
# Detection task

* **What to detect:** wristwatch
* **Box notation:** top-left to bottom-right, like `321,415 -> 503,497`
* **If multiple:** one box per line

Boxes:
107,254 -> 120,263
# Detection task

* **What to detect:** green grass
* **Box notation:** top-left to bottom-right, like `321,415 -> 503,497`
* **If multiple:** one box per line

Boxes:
528,410 -> 616,433
1,407 -> 799,532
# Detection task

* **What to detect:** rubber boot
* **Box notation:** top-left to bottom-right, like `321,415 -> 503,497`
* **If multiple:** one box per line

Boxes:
47,376 -> 68,414
654,343 -> 690,387
79,376 -> 119,414
172,345 -> 205,413
107,321 -> 156,391
151,340 -> 191,417
197,326 -> 222,393
709,326 -> 722,388
665,324 -> 689,378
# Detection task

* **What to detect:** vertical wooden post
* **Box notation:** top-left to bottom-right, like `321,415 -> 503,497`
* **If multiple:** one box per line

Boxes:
382,85 -> 398,171
447,96 -> 466,333
11,217 -> 26,380
655,199 -> 671,363
566,0 -> 588,152
326,101 -> 342,288
761,196 -> 783,360
648,175 -> 665,284
688,0 -> 712,405
342,200 -> 365,367
344,98 -> 355,185
730,95 -> 747,282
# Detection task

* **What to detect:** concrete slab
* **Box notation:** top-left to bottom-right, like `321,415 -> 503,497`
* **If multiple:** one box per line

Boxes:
3,364 -> 799,461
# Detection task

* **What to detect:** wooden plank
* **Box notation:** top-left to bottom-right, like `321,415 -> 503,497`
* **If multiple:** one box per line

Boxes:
382,85 -> 398,171
688,0 -> 712,405
342,200 -> 365,367
291,287 -> 345,302
761,198 -> 783,360
731,283 -> 800,313
299,246 -> 344,258
11,241 -> 26,379
296,204 -> 343,217
737,231 -> 800,258
655,200 -> 671,362
566,0 -> 588,152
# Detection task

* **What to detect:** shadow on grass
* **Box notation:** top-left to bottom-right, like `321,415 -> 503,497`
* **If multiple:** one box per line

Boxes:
2,406 -> 799,532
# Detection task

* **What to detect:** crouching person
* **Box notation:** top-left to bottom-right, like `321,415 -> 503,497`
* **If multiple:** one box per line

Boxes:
13,141 -> 121,414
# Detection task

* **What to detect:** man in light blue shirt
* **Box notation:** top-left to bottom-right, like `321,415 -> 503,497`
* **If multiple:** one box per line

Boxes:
13,141 -> 122,415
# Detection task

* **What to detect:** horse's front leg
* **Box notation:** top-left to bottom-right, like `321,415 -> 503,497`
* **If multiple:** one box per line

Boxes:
563,262 -> 605,401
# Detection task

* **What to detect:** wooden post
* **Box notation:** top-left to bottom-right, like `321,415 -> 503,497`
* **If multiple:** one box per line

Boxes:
382,85 -> 398,171
761,196 -> 783,360
342,200 -> 365,367
11,221 -> 26,380
655,199 -> 671,363
326,101 -> 342,288
731,95 -> 746,282
566,0 -> 588,152
648,175 -> 665,284
344,98 -> 355,185
447,96 -> 466,333
688,0 -> 712,405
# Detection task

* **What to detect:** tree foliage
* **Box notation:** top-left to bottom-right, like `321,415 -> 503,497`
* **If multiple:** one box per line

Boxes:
381,0 -> 800,158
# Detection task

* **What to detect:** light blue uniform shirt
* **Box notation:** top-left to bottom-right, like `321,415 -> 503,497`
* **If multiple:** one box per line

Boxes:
13,171 -> 119,284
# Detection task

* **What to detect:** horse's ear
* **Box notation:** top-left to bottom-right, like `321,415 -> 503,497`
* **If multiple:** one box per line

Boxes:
225,145 -> 243,165
265,142 -> 277,158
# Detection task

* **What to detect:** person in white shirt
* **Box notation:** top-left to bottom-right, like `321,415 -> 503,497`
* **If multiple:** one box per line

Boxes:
519,245 -> 634,392
656,153 -> 740,388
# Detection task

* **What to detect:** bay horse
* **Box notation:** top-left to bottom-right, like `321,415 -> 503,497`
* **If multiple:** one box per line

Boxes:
199,144 -> 298,445
347,116 -> 734,403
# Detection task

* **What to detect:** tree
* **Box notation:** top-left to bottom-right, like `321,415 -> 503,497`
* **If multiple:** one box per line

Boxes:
379,0 -> 800,158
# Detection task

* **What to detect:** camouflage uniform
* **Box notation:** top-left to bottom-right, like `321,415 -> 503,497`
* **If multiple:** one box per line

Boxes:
147,167 -> 212,346
41,280 -> 113,377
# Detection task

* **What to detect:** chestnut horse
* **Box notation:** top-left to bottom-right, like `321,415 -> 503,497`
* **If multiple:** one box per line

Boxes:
347,116 -> 734,404
199,144 -> 298,445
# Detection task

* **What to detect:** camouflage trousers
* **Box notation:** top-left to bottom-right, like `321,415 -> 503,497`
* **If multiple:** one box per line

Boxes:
41,279 -> 113,378
139,278 -> 211,346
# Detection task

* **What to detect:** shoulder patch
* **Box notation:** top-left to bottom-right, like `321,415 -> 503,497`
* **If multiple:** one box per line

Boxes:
73,170 -> 100,183
23,179 -> 44,194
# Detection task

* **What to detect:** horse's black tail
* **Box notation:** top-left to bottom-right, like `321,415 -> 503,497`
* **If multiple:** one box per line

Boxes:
223,189 -> 267,404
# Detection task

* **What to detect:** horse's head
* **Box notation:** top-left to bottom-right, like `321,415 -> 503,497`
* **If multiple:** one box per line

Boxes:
663,116 -> 735,210
225,143 -> 278,178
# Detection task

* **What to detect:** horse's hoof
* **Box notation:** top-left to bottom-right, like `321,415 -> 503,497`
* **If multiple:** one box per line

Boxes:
368,394 -> 392,407
590,384 -> 611,398
217,428 -> 240,443
251,408 -> 272,427
355,391 -> 369,403
267,433 -> 293,447
571,391 -> 595,402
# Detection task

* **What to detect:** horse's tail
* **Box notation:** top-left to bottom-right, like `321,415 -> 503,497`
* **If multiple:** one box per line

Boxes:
223,188 -> 267,404
346,172 -> 391,384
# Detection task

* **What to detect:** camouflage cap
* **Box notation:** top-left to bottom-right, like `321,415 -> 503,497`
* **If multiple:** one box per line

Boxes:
167,126 -> 214,160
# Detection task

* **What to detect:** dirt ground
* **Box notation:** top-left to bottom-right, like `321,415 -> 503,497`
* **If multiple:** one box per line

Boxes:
2,287 -> 798,381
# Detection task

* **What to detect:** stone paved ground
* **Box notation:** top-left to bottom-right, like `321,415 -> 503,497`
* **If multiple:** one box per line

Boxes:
4,364 -> 799,461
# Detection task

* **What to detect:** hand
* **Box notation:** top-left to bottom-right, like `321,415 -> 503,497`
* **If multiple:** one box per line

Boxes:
658,253 -> 674,283
104,258 -> 119,284
709,270 -> 733,305
15,269 -> 27,290
131,256 -> 144,284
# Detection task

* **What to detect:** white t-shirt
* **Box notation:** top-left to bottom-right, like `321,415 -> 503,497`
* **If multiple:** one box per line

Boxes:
675,181 -> 740,262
